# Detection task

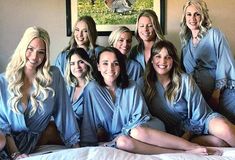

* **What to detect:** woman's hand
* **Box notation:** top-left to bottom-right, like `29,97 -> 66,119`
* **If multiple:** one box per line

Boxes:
13,153 -> 29,159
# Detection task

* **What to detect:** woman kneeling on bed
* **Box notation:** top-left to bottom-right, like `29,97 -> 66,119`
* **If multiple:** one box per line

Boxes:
80,47 -> 221,155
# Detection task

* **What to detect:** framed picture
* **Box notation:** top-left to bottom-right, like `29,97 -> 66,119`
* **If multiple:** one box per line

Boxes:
66,0 -> 165,36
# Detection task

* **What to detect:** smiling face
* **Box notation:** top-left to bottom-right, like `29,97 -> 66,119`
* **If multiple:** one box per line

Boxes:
74,21 -> 90,48
25,38 -> 46,72
152,47 -> 173,78
97,51 -> 120,86
70,54 -> 88,79
137,16 -> 156,41
113,31 -> 132,56
185,4 -> 201,31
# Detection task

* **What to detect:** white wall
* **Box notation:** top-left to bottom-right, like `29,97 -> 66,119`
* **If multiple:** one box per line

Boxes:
1,0 -> 235,73
164,0 -> 235,54
0,0 -> 70,72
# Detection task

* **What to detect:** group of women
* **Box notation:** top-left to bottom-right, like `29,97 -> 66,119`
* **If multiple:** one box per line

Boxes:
1,0 -> 235,159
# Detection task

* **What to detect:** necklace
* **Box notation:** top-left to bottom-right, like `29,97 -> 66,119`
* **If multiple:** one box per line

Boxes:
192,36 -> 200,46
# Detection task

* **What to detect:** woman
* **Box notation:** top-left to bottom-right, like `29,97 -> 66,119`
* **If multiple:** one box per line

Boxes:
109,26 -> 143,81
0,26 -> 80,159
180,0 -> 235,123
129,9 -> 164,70
80,47 -> 220,155
138,39 -> 235,147
65,47 -> 94,126
55,15 -> 103,76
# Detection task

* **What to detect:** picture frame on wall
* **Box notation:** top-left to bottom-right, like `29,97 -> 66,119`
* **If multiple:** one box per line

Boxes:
66,0 -> 165,36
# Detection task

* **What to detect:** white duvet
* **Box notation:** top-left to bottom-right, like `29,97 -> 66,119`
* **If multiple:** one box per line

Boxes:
24,146 -> 235,160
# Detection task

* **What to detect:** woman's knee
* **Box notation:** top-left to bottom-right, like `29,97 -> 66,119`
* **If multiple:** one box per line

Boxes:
116,135 -> 136,151
209,117 -> 235,140
0,134 -> 6,150
130,126 -> 148,140
38,121 -> 63,145
210,117 -> 235,147
207,137 -> 230,147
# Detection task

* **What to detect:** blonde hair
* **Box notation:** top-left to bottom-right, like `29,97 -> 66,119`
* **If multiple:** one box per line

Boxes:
65,47 -> 93,87
5,26 -> 54,116
108,26 -> 132,47
135,9 -> 164,48
179,0 -> 212,47
63,16 -> 97,51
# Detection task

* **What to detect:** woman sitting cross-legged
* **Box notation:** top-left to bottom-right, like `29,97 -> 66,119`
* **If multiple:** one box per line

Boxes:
80,46 -> 221,155
137,40 -> 235,147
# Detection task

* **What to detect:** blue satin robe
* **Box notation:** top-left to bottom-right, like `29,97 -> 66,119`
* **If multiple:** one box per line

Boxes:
80,80 -> 165,146
182,28 -> 235,123
0,67 -> 80,154
126,59 -> 143,81
67,85 -> 86,126
129,45 -> 146,70
137,74 -> 222,136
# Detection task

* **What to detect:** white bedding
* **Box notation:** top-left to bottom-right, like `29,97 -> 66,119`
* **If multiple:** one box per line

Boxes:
24,146 -> 235,160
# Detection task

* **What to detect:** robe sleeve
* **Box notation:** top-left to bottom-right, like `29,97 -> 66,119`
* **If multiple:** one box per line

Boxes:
182,74 -> 219,134
213,29 -> 235,89
121,82 -> 151,135
51,67 -> 80,147
80,81 -> 100,146
0,74 -> 12,135
54,51 -> 68,76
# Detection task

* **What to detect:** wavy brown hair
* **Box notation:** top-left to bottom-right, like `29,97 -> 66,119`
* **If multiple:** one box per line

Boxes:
65,47 -> 94,87
144,40 -> 183,104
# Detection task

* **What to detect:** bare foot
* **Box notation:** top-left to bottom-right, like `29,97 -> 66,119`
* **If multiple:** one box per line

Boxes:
186,147 -> 223,156
206,147 -> 223,156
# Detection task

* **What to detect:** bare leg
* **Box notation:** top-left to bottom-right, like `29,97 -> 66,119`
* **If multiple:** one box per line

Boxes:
130,126 -> 201,151
0,132 -> 6,150
37,121 -> 64,145
116,135 -> 220,155
208,117 -> 235,146
191,135 -> 230,147
117,126 -> 221,155
116,135 -> 184,154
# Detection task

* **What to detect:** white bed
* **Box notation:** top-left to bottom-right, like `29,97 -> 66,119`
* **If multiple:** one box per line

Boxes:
24,145 -> 235,160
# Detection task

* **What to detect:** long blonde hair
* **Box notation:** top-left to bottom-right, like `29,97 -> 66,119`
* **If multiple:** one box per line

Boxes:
63,16 -> 97,51
179,0 -> 212,47
5,26 -> 54,116
108,26 -> 132,46
135,9 -> 164,50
